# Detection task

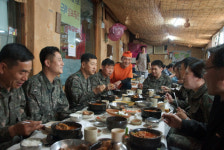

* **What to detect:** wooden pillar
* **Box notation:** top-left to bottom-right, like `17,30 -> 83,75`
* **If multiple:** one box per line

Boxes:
24,0 -> 60,75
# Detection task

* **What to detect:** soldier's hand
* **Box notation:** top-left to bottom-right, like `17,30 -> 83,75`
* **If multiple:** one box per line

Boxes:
114,81 -> 121,88
93,85 -> 106,94
165,93 -> 173,103
162,113 -> 182,129
107,83 -> 115,90
9,120 -> 43,137
176,107 -> 188,120
161,86 -> 171,92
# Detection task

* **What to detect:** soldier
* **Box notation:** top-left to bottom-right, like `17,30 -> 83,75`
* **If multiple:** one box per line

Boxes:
166,59 -> 214,150
163,44 -> 224,150
142,60 -> 172,94
0,43 -> 43,149
110,51 -> 133,90
23,46 -> 70,123
65,53 -> 106,110
90,58 -> 115,99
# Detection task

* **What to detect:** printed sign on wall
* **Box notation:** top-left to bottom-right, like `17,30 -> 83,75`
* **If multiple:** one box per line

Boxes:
61,0 -> 81,29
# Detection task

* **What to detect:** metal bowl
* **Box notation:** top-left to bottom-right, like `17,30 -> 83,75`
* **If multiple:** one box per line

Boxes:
69,113 -> 82,122
50,139 -> 89,150
135,100 -> 152,108
20,138 -> 42,150
145,117 -> 160,127
110,102 -> 128,110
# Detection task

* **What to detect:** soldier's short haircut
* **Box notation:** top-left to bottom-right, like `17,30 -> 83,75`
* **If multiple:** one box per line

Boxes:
188,59 -> 205,78
174,61 -> 182,71
102,58 -> 115,66
39,46 -> 60,67
81,53 -> 97,63
181,57 -> 198,69
0,43 -> 34,68
151,60 -> 164,68
208,44 -> 224,68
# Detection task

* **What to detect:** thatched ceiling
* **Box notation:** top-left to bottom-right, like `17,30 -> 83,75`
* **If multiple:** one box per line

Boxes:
103,0 -> 224,48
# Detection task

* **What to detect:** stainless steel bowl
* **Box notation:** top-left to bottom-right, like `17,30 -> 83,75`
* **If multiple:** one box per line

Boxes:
50,139 -> 89,150
145,117 -> 161,127
20,138 -> 42,150
135,100 -> 152,108
110,102 -> 128,110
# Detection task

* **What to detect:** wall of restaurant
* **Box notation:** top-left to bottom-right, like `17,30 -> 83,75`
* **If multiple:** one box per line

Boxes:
149,45 -> 205,65
25,0 -> 61,75
95,2 -> 129,70
130,39 -> 205,65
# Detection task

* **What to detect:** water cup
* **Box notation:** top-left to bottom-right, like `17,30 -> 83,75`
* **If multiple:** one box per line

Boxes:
150,98 -> 158,107
84,126 -> 97,144
111,128 -> 125,143
137,89 -> 142,95
148,89 -> 155,97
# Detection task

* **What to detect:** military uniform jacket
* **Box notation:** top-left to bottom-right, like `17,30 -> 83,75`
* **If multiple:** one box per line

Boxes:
0,87 -> 26,144
23,71 -> 69,123
65,70 -> 95,110
143,73 -> 172,94
89,70 -> 110,100
187,83 -> 213,123
181,96 -> 224,150
171,86 -> 193,110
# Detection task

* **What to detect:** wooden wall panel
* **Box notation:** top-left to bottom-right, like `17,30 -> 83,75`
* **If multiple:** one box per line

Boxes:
25,0 -> 60,75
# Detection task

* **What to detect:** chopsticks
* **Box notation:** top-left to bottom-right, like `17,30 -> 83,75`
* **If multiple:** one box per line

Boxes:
173,92 -> 179,108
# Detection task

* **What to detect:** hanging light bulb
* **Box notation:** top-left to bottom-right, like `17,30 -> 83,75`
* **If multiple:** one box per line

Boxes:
135,33 -> 139,39
184,18 -> 190,28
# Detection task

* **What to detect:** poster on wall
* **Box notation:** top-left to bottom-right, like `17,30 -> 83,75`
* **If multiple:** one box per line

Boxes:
171,50 -> 191,62
68,44 -> 76,57
61,0 -> 81,29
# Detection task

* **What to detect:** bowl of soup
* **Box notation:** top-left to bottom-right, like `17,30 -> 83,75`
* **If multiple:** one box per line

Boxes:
88,101 -> 106,113
51,122 -> 82,140
129,128 -> 162,148
141,107 -> 162,119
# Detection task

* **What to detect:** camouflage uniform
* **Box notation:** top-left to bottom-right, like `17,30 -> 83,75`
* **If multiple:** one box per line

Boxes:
143,73 -> 172,94
0,87 -> 27,149
89,70 -> 111,100
187,83 -> 213,123
171,86 -> 193,111
65,70 -> 96,111
167,83 -> 214,150
23,71 -> 69,123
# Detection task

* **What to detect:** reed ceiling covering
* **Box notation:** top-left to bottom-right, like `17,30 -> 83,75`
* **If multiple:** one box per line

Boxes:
103,0 -> 224,48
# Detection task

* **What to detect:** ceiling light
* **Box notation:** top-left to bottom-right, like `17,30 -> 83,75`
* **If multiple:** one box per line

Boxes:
171,18 -> 185,27
168,35 -> 175,40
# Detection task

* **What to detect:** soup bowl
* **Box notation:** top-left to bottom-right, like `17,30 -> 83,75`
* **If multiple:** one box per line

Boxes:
129,128 -> 162,148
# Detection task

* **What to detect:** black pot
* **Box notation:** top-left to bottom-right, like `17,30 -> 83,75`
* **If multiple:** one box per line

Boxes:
51,122 -> 82,140
88,101 -> 106,112
141,107 -> 162,119
101,95 -> 115,102
129,128 -> 162,148
106,116 -> 127,130
112,90 -> 126,97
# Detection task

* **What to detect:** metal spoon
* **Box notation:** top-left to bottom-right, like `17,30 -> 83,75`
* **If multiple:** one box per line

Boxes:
173,92 -> 179,108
